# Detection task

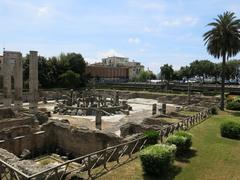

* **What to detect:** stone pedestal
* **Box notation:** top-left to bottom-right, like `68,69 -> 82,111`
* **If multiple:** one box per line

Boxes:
14,53 -> 23,110
152,104 -> 157,115
29,51 -> 38,113
162,103 -> 166,114
95,111 -> 102,130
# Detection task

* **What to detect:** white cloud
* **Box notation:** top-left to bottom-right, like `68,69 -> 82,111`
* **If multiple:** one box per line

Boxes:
128,37 -> 140,44
37,6 -> 50,17
97,49 -> 125,58
161,16 -> 199,27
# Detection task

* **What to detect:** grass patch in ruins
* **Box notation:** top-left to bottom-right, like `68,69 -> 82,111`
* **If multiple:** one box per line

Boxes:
178,110 -> 198,116
160,117 -> 180,124
97,111 -> 240,180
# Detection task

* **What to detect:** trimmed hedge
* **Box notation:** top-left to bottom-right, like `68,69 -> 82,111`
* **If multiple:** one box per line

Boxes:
144,130 -> 159,145
166,131 -> 192,154
220,121 -> 240,140
226,101 -> 240,111
140,144 -> 176,176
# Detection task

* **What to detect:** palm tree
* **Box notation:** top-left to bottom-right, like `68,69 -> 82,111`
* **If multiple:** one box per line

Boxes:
203,11 -> 240,110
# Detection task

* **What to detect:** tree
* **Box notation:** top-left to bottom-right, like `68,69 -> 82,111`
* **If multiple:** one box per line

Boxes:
160,64 -> 174,83
203,11 -> 240,110
177,66 -> 191,81
190,60 -> 215,82
135,70 -> 156,82
60,70 -> 80,88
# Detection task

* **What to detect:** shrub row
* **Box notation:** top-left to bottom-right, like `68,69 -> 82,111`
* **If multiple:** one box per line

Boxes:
166,131 -> 193,155
139,144 -> 176,176
220,121 -> 240,140
226,101 -> 240,111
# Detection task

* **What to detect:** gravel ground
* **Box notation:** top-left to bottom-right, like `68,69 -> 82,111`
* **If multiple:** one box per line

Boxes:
32,98 -> 178,136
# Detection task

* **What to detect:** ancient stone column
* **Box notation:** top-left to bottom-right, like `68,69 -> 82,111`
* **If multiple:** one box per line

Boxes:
14,53 -> 23,110
3,52 -> 12,107
114,91 -> 119,106
162,103 -> 167,114
152,103 -> 157,115
95,111 -> 102,130
29,51 -> 38,113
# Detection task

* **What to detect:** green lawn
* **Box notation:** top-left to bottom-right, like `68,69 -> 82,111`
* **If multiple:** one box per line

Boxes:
98,111 -> 240,180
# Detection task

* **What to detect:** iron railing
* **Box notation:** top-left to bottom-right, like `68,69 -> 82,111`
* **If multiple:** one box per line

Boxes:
0,107 -> 212,180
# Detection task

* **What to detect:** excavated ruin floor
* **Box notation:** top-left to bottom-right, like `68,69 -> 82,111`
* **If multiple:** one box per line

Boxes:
33,98 -> 178,136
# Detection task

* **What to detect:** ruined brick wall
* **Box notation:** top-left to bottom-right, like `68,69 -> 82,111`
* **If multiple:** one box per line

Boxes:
41,121 -> 123,157
0,131 -> 46,156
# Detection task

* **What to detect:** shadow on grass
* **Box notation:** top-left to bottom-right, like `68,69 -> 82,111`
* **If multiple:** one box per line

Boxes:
175,149 -> 197,163
143,165 -> 182,180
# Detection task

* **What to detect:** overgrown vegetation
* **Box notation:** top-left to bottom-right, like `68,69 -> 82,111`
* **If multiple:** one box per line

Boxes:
139,144 -> 176,176
221,121 -> 240,139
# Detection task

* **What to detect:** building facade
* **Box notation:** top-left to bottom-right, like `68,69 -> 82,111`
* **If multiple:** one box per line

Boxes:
86,56 -> 144,81
86,65 -> 129,82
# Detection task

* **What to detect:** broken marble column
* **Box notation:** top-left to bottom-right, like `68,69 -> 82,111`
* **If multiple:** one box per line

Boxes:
152,104 -> 157,115
29,51 -> 38,113
13,52 -> 23,110
3,51 -> 12,107
95,111 -> 102,130
162,103 -> 166,114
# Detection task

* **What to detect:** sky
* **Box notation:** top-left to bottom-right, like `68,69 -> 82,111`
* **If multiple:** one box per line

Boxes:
1,0 -> 240,73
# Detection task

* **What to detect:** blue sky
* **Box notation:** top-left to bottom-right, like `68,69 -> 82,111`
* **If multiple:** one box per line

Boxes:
1,0 -> 240,73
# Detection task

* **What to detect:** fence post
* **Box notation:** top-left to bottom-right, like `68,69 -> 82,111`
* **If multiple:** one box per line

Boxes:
103,150 -> 107,170
87,156 -> 91,177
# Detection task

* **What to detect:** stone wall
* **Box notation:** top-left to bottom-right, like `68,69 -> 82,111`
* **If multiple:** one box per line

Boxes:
0,116 -> 37,131
0,131 -> 46,156
41,121 -> 123,157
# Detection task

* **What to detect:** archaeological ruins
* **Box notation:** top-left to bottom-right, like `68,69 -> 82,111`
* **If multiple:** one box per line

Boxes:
0,50 -> 219,179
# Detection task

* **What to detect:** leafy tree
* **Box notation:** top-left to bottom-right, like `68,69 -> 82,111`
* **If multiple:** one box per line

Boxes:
190,60 -> 215,82
135,70 -> 156,82
203,11 -> 240,110
225,60 -> 240,80
60,70 -> 80,88
160,64 -> 174,83
212,63 -> 222,83
22,52 -> 87,89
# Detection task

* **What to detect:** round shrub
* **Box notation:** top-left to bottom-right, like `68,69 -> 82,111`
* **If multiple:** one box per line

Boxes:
144,130 -> 159,145
166,135 -> 187,154
220,121 -> 240,139
167,131 -> 192,154
175,131 -> 193,149
226,101 -> 240,111
140,144 -> 176,176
